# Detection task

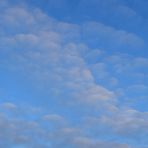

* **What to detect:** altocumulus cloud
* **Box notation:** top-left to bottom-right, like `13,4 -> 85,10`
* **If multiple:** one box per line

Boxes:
0,102 -> 135,148
0,0 -> 148,148
0,2 -> 117,109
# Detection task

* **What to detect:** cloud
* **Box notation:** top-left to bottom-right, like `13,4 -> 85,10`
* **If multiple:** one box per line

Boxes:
0,102 -> 17,110
53,136 -> 133,148
43,114 -> 64,121
0,1 -> 147,148
49,125 -> 133,148
71,137 -> 132,148
0,0 -> 146,116
0,111 -> 42,147
0,102 -> 136,148
80,108 -> 148,148
0,2 -> 118,110
87,108 -> 148,138
103,54 -> 148,83
127,84 -> 148,94
81,21 -> 144,49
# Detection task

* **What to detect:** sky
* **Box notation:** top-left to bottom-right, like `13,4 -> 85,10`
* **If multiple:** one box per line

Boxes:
0,0 -> 148,147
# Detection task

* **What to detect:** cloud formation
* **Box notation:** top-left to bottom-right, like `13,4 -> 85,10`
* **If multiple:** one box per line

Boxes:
0,0 -> 148,148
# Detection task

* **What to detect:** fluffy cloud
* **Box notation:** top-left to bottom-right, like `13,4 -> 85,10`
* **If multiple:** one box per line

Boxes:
0,102 -> 135,148
71,137 -> 132,148
82,21 -> 144,49
0,0 -> 147,117
85,108 -> 148,141
0,2 -> 118,109
0,1 -> 147,148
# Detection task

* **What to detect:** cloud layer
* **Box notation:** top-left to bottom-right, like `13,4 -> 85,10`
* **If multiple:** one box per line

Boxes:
0,0 -> 148,148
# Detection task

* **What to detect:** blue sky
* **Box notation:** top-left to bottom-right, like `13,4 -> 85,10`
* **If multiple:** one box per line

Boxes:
0,0 -> 148,147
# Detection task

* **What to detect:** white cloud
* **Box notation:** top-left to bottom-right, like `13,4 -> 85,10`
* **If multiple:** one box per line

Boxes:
99,108 -> 148,137
0,102 -> 17,110
82,21 -> 144,49
0,1 -> 147,147
0,102 -> 130,148
72,137 -> 132,148
1,0 -> 146,113
0,3 -> 118,109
